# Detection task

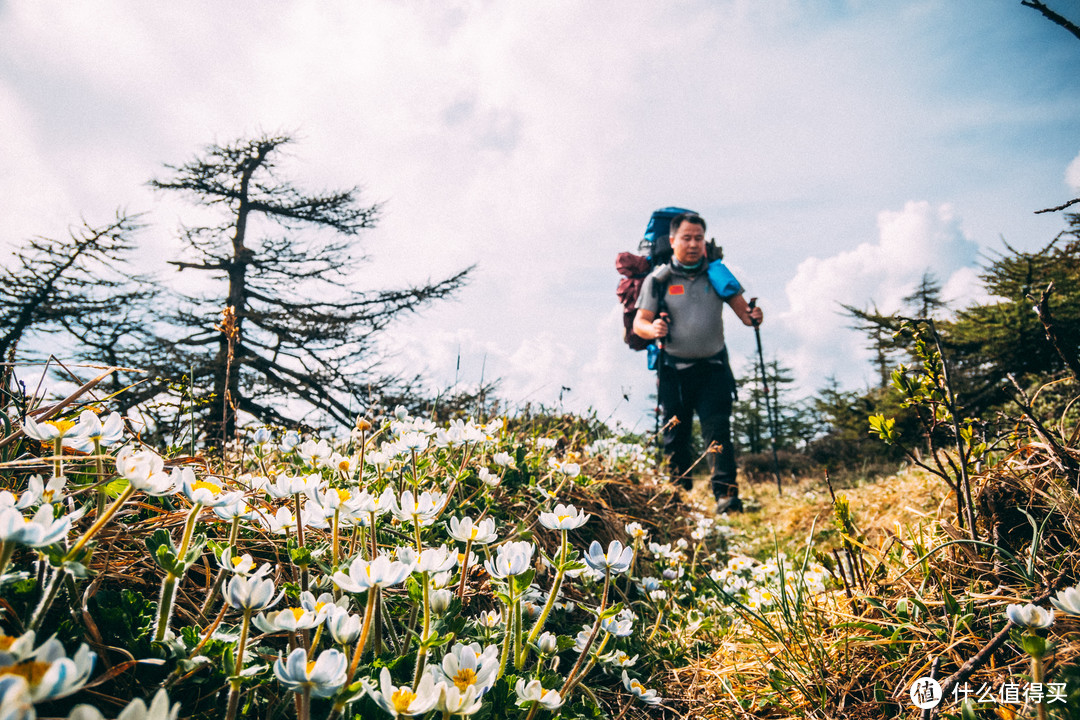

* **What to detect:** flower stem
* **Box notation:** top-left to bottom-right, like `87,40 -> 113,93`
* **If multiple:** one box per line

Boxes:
0,541 -> 15,578
93,439 -> 105,517
1033,655 -> 1047,720
646,607 -> 665,643
51,437 -> 63,483
561,571 -> 610,697
525,531 -> 568,648
413,571 -> 432,689
347,588 -> 379,681
512,591 -> 523,670
498,587 -> 514,679
293,492 -> 308,593
224,609 -> 253,720
154,502 -> 202,642
66,484 -> 136,559
457,538 -> 474,600
28,566 -> 65,631
332,508 -> 341,568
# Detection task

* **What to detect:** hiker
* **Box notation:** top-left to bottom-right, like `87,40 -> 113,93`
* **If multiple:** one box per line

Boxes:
632,212 -> 763,513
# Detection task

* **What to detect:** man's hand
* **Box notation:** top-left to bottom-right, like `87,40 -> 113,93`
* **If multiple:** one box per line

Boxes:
650,314 -> 669,340
632,308 -> 669,341
727,293 -> 763,327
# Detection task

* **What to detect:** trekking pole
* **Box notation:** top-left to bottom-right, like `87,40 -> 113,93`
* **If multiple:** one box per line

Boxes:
748,298 -> 783,495
653,311 -> 670,469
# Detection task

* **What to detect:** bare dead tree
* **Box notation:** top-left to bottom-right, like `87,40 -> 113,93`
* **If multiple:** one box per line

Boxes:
0,212 -> 152,387
145,134 -> 472,444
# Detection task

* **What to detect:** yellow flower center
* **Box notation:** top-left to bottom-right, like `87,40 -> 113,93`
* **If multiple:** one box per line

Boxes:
231,556 -> 245,567
336,489 -> 351,502
0,660 -> 52,687
631,681 -> 645,693
557,514 -> 570,523
306,661 -> 317,675
0,637 -> 13,651
338,460 -> 350,472
391,688 -> 416,712
192,480 -> 222,495
453,668 -> 477,691
469,527 -> 479,539
47,420 -> 76,435
291,608 -> 306,621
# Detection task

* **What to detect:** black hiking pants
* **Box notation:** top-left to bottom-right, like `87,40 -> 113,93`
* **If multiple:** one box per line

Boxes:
658,358 -> 738,500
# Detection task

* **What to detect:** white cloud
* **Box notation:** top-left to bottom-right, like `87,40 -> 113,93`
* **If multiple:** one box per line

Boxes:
1067,151 -> 1080,192
778,201 -> 981,391
3,1 -> 1079,429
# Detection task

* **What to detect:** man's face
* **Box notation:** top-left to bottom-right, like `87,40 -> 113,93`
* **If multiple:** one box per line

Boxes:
670,220 -> 706,264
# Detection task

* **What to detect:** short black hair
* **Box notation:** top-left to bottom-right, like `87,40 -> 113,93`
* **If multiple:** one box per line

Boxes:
670,213 -> 706,235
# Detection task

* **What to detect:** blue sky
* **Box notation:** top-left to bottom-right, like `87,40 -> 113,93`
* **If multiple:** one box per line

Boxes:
2,1 -> 1079,430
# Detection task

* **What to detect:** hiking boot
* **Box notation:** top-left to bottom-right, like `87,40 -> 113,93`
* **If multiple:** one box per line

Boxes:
715,496 -> 743,514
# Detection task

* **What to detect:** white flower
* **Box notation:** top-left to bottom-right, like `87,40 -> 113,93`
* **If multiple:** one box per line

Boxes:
325,606 -> 362,645
548,458 -> 580,477
212,498 -> 254,521
1051,585 -> 1080,617
65,410 -> 125,452
252,426 -> 273,446
279,430 -> 301,453
539,503 -> 590,531
436,642 -> 498,696
0,505 -> 70,547
621,670 -> 662,705
603,650 -> 638,668
273,647 -> 347,698
0,634 -> 96,702
297,438 -> 332,469
583,540 -> 634,574
1006,602 -> 1055,629
255,607 -> 322,633
355,487 -> 396,516
624,522 -> 648,540
0,675 -> 33,720
391,490 -> 443,527
367,666 -> 440,717
477,468 -> 500,487
66,688 -> 180,720
224,574 -> 281,612
333,555 -> 413,593
536,632 -> 558,655
22,417 -> 87,445
601,615 -> 634,636
476,610 -> 502,628
514,678 -> 563,710
179,471 -> 243,508
437,684 -> 482,716
484,541 -> 535,579
115,449 -> 174,496
416,546 -> 457,575
447,516 -> 497,545
492,452 -> 513,467
259,506 -> 297,535
429,589 -> 454,616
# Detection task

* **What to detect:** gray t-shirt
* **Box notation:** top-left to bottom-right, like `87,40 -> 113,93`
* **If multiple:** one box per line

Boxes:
636,261 -> 727,361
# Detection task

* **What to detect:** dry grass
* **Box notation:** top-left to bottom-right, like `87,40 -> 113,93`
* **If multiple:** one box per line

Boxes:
660,456 -> 1080,720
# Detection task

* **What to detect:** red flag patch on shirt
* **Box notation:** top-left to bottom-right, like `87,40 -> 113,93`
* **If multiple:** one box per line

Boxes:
668,285 -> 685,296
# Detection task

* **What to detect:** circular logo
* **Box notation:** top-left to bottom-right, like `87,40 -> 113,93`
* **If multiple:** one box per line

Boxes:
909,677 -> 943,709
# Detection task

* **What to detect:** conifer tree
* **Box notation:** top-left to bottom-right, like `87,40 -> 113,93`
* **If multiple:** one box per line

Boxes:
144,134 -> 471,444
